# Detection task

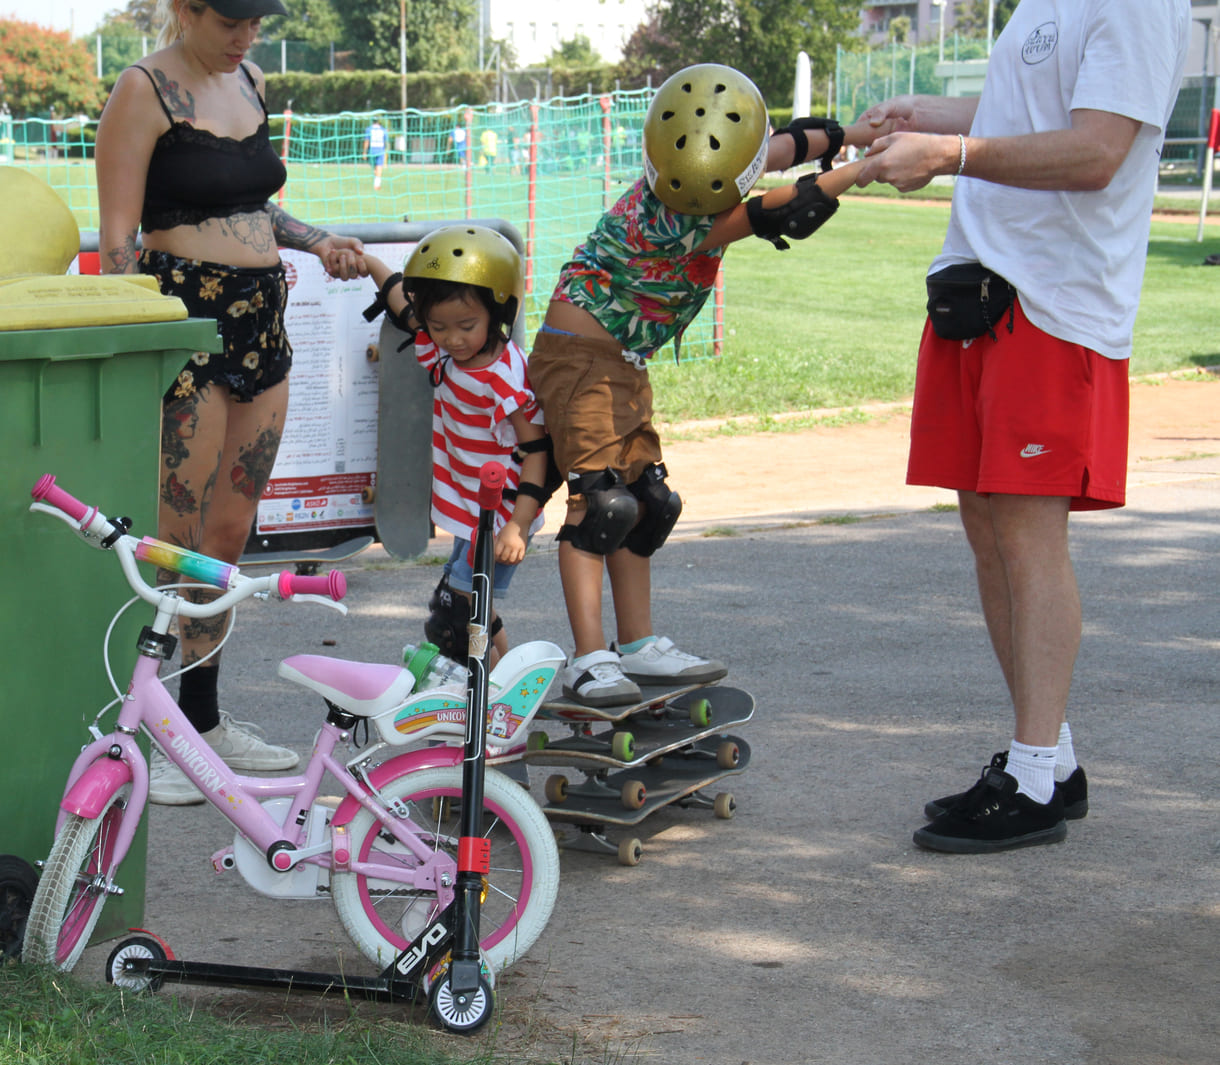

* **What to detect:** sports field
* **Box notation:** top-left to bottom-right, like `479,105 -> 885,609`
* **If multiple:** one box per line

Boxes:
29,156 -> 1220,424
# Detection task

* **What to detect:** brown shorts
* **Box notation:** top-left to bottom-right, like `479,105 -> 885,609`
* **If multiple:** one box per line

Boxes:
528,328 -> 663,488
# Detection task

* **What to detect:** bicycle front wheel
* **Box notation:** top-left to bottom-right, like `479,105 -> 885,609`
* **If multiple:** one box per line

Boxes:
332,766 -> 559,973
23,785 -> 131,971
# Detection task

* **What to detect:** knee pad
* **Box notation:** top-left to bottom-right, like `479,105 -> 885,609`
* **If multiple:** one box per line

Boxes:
424,575 -> 469,661
557,469 -> 640,555
623,463 -> 682,557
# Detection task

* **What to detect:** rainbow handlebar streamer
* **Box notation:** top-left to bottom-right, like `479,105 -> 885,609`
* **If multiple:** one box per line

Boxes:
134,537 -> 238,590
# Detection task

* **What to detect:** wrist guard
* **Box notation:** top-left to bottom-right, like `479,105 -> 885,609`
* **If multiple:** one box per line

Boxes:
746,172 -> 839,251
362,272 -> 402,322
778,116 -> 843,173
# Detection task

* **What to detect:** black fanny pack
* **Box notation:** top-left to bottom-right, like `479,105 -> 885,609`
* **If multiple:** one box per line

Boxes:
925,262 -> 1016,341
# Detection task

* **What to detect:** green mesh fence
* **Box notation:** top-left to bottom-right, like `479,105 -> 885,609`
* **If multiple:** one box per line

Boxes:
6,90 -> 723,362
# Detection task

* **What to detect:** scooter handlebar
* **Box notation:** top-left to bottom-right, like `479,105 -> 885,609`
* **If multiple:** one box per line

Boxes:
477,461 -> 507,511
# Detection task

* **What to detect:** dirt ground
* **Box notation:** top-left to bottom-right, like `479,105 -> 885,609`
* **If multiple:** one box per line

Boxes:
80,370 -> 1220,1065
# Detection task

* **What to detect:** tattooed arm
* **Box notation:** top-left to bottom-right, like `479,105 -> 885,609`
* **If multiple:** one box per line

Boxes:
95,66 -> 164,274
268,205 -> 366,280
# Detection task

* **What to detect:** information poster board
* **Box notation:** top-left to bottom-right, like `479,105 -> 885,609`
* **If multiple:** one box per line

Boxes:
252,241 -> 414,545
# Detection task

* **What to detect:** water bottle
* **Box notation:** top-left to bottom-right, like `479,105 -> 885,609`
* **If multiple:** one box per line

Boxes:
402,641 -> 467,693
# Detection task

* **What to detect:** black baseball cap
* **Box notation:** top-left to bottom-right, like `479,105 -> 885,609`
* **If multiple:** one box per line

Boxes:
206,0 -> 290,17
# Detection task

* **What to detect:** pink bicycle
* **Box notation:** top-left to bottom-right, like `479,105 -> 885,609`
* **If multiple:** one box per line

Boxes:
20,474 -> 561,1025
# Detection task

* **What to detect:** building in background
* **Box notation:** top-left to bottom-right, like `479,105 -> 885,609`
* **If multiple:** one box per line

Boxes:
859,1 -> 957,47
487,0 -> 650,67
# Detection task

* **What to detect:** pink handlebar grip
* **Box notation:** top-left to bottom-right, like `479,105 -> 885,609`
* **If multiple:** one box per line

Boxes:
31,474 -> 89,522
277,570 -> 347,601
478,461 -> 507,511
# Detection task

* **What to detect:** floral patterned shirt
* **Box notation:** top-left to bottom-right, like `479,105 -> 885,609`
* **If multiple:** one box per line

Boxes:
551,178 -> 723,356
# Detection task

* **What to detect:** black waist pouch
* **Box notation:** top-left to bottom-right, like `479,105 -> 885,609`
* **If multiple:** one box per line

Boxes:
925,262 -> 1016,341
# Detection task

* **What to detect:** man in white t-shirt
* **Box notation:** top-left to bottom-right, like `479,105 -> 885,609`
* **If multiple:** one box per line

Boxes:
857,0 -> 1190,854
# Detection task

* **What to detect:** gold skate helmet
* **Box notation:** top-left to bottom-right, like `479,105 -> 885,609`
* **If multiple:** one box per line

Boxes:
643,63 -> 769,215
403,224 -> 524,328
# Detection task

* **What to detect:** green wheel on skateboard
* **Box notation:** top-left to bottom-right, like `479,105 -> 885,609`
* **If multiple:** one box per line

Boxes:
611,730 -> 635,762
688,697 -> 712,728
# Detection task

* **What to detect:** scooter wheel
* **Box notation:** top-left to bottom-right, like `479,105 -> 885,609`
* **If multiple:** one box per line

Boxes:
105,935 -> 168,992
429,972 -> 495,1033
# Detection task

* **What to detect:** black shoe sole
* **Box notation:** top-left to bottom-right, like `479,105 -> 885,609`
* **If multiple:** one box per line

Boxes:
912,819 -> 1068,854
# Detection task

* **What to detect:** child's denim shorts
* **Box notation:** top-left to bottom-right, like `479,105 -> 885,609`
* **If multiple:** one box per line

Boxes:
442,537 -> 523,597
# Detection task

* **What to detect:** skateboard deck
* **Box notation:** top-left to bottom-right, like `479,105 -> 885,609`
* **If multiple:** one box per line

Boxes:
372,317 -> 433,559
523,686 -> 754,771
541,736 -> 751,865
240,535 -> 374,574
538,679 -> 711,725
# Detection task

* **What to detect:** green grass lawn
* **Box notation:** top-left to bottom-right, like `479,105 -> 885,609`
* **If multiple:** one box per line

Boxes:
649,198 -> 1220,425
40,157 -> 1219,427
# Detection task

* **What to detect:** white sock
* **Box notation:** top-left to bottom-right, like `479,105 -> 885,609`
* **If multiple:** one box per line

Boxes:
1055,722 -> 1078,782
1007,740 -> 1057,805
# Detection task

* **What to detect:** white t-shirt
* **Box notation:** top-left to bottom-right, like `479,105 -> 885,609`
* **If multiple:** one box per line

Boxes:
932,0 -> 1190,360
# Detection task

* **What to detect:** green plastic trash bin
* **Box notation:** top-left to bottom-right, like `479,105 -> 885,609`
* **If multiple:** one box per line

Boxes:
0,309 -> 221,945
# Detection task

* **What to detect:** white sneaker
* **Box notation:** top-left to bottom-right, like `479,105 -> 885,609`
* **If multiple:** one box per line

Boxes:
149,750 -> 204,806
613,636 -> 727,685
560,650 -> 641,708
201,712 -> 300,771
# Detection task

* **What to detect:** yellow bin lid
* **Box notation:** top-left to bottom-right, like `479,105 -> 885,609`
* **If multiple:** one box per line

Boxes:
0,274 -> 187,331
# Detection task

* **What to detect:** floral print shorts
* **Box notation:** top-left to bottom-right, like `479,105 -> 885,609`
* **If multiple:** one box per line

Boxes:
140,249 -> 292,404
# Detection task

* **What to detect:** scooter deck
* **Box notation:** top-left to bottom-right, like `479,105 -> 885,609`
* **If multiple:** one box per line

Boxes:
538,679 -> 714,725
541,735 -> 751,830
524,686 -> 753,771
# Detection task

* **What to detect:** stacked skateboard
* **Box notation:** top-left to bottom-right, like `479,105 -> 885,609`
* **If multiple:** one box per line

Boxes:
522,682 -> 753,866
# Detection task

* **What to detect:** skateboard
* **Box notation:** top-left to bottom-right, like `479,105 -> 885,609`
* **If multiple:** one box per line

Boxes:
523,685 -> 754,866
240,534 -> 374,575
537,679 -> 711,725
372,316 -> 434,559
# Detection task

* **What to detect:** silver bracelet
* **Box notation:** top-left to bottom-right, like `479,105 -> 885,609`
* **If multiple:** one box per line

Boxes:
956,133 -> 967,176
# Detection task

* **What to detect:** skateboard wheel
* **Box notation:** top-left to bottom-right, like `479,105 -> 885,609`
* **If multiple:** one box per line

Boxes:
713,793 -> 736,820
544,774 -> 569,804
366,343 -> 380,362
361,486 -> 376,504
526,731 -> 548,752
688,696 -> 712,727
617,838 -> 643,866
716,739 -> 740,770
620,779 -> 646,810
611,731 -> 635,762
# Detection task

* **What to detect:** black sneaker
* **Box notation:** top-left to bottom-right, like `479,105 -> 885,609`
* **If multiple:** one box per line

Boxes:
913,768 -> 1067,854
924,752 -> 1089,821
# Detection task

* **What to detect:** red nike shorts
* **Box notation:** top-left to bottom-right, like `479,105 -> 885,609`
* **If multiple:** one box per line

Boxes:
906,297 -> 1129,511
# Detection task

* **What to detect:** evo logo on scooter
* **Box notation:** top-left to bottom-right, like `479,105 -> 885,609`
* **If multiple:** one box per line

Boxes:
167,734 -> 226,795
394,919 -> 449,976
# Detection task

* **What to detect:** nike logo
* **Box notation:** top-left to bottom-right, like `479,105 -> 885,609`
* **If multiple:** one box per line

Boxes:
1020,444 -> 1050,458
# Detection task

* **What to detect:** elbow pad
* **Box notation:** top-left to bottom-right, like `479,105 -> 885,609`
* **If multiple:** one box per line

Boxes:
746,173 -> 839,251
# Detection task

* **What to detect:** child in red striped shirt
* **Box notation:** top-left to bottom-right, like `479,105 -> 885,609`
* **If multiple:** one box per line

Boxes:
363,225 -> 554,665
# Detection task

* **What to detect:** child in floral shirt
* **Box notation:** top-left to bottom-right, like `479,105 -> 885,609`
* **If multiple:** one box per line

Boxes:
530,63 -> 871,706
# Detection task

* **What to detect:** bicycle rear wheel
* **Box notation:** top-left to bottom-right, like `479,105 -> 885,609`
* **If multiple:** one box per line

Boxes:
332,767 -> 558,972
23,786 -> 131,970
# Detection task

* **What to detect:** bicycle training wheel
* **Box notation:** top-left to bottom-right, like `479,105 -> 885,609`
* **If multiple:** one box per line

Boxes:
332,766 -> 558,973
23,785 -> 131,971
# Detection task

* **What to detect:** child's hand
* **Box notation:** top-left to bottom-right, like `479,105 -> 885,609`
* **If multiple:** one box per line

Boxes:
495,523 -> 527,565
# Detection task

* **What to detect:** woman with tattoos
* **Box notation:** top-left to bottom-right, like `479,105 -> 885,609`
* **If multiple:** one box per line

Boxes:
94,0 -> 366,804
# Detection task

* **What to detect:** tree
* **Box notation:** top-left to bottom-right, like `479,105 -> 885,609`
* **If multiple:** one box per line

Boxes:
546,34 -> 602,68
0,19 -> 102,117
265,0 -> 344,49
337,0 -> 477,73
620,0 -> 860,105
955,0 -> 1018,40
